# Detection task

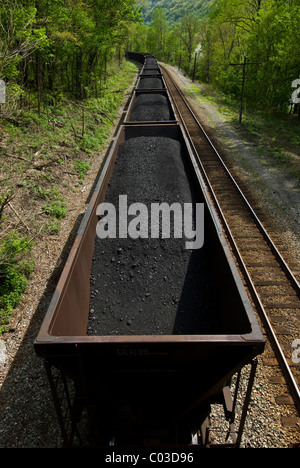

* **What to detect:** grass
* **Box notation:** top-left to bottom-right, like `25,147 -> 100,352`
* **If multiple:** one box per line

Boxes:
238,112 -> 300,185
0,58 -> 137,334
0,231 -> 34,333
185,81 -> 300,185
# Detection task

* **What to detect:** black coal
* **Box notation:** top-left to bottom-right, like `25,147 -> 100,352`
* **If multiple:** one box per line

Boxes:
129,94 -> 172,121
88,137 -> 218,336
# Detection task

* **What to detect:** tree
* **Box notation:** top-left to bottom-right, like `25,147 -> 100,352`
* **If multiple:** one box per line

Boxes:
146,8 -> 169,60
197,0 -> 300,112
178,13 -> 201,65
0,0 -> 141,110
0,0 -> 47,82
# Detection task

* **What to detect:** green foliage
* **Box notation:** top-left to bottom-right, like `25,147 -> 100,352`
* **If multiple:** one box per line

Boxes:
0,0 -> 139,334
74,159 -> 90,181
136,0 -> 300,115
0,232 -> 34,334
132,6 -> 203,73
0,2 -> 48,79
196,0 -> 300,113
139,0 -> 214,24
42,221 -> 61,235
0,0 -> 141,114
0,57 -> 137,334
146,8 -> 169,59
43,200 -> 66,220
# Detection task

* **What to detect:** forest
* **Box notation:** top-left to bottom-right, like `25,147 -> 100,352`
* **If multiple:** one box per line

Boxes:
0,0 -> 141,333
133,0 -> 300,113
139,0 -> 214,24
0,0 -> 141,107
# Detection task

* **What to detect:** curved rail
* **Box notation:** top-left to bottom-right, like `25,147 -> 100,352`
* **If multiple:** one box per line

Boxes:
160,64 -> 300,414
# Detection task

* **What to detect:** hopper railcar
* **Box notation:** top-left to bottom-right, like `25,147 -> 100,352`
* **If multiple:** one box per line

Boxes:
34,53 -> 265,448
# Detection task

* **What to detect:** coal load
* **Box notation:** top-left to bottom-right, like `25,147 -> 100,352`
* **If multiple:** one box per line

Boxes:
142,69 -> 161,75
138,77 -> 164,89
129,94 -> 172,121
144,58 -> 158,68
88,136 -> 219,337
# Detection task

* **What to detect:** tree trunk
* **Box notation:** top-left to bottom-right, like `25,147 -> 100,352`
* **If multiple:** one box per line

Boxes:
36,50 -> 42,115
76,48 -> 84,99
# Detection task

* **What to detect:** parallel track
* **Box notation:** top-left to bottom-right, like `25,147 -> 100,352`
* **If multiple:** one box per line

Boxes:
161,64 -> 300,416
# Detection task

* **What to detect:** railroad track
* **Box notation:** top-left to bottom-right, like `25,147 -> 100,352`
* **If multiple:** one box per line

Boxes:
161,64 -> 300,419
34,55 -> 298,447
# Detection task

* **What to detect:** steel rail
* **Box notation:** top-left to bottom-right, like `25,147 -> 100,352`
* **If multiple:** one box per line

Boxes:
160,64 -> 300,414
161,65 -> 300,295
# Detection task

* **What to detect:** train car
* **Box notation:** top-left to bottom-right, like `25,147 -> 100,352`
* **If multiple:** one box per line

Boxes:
34,53 -> 265,448
124,89 -> 177,123
137,75 -> 167,90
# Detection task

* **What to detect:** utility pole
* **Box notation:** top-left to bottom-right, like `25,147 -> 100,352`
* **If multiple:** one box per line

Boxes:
230,57 -> 261,124
239,57 -> 247,124
192,52 -> 197,82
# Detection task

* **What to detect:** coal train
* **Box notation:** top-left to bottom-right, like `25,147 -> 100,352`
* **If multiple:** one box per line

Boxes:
34,53 -> 265,448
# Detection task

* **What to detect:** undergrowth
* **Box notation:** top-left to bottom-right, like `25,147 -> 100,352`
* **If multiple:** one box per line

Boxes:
0,232 -> 34,333
0,59 -> 137,334
186,82 -> 300,185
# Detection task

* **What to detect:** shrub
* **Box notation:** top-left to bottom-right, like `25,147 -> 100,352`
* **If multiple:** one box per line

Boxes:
0,231 -> 34,333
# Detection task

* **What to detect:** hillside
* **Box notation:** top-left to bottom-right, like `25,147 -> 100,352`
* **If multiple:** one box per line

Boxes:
139,0 -> 215,24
